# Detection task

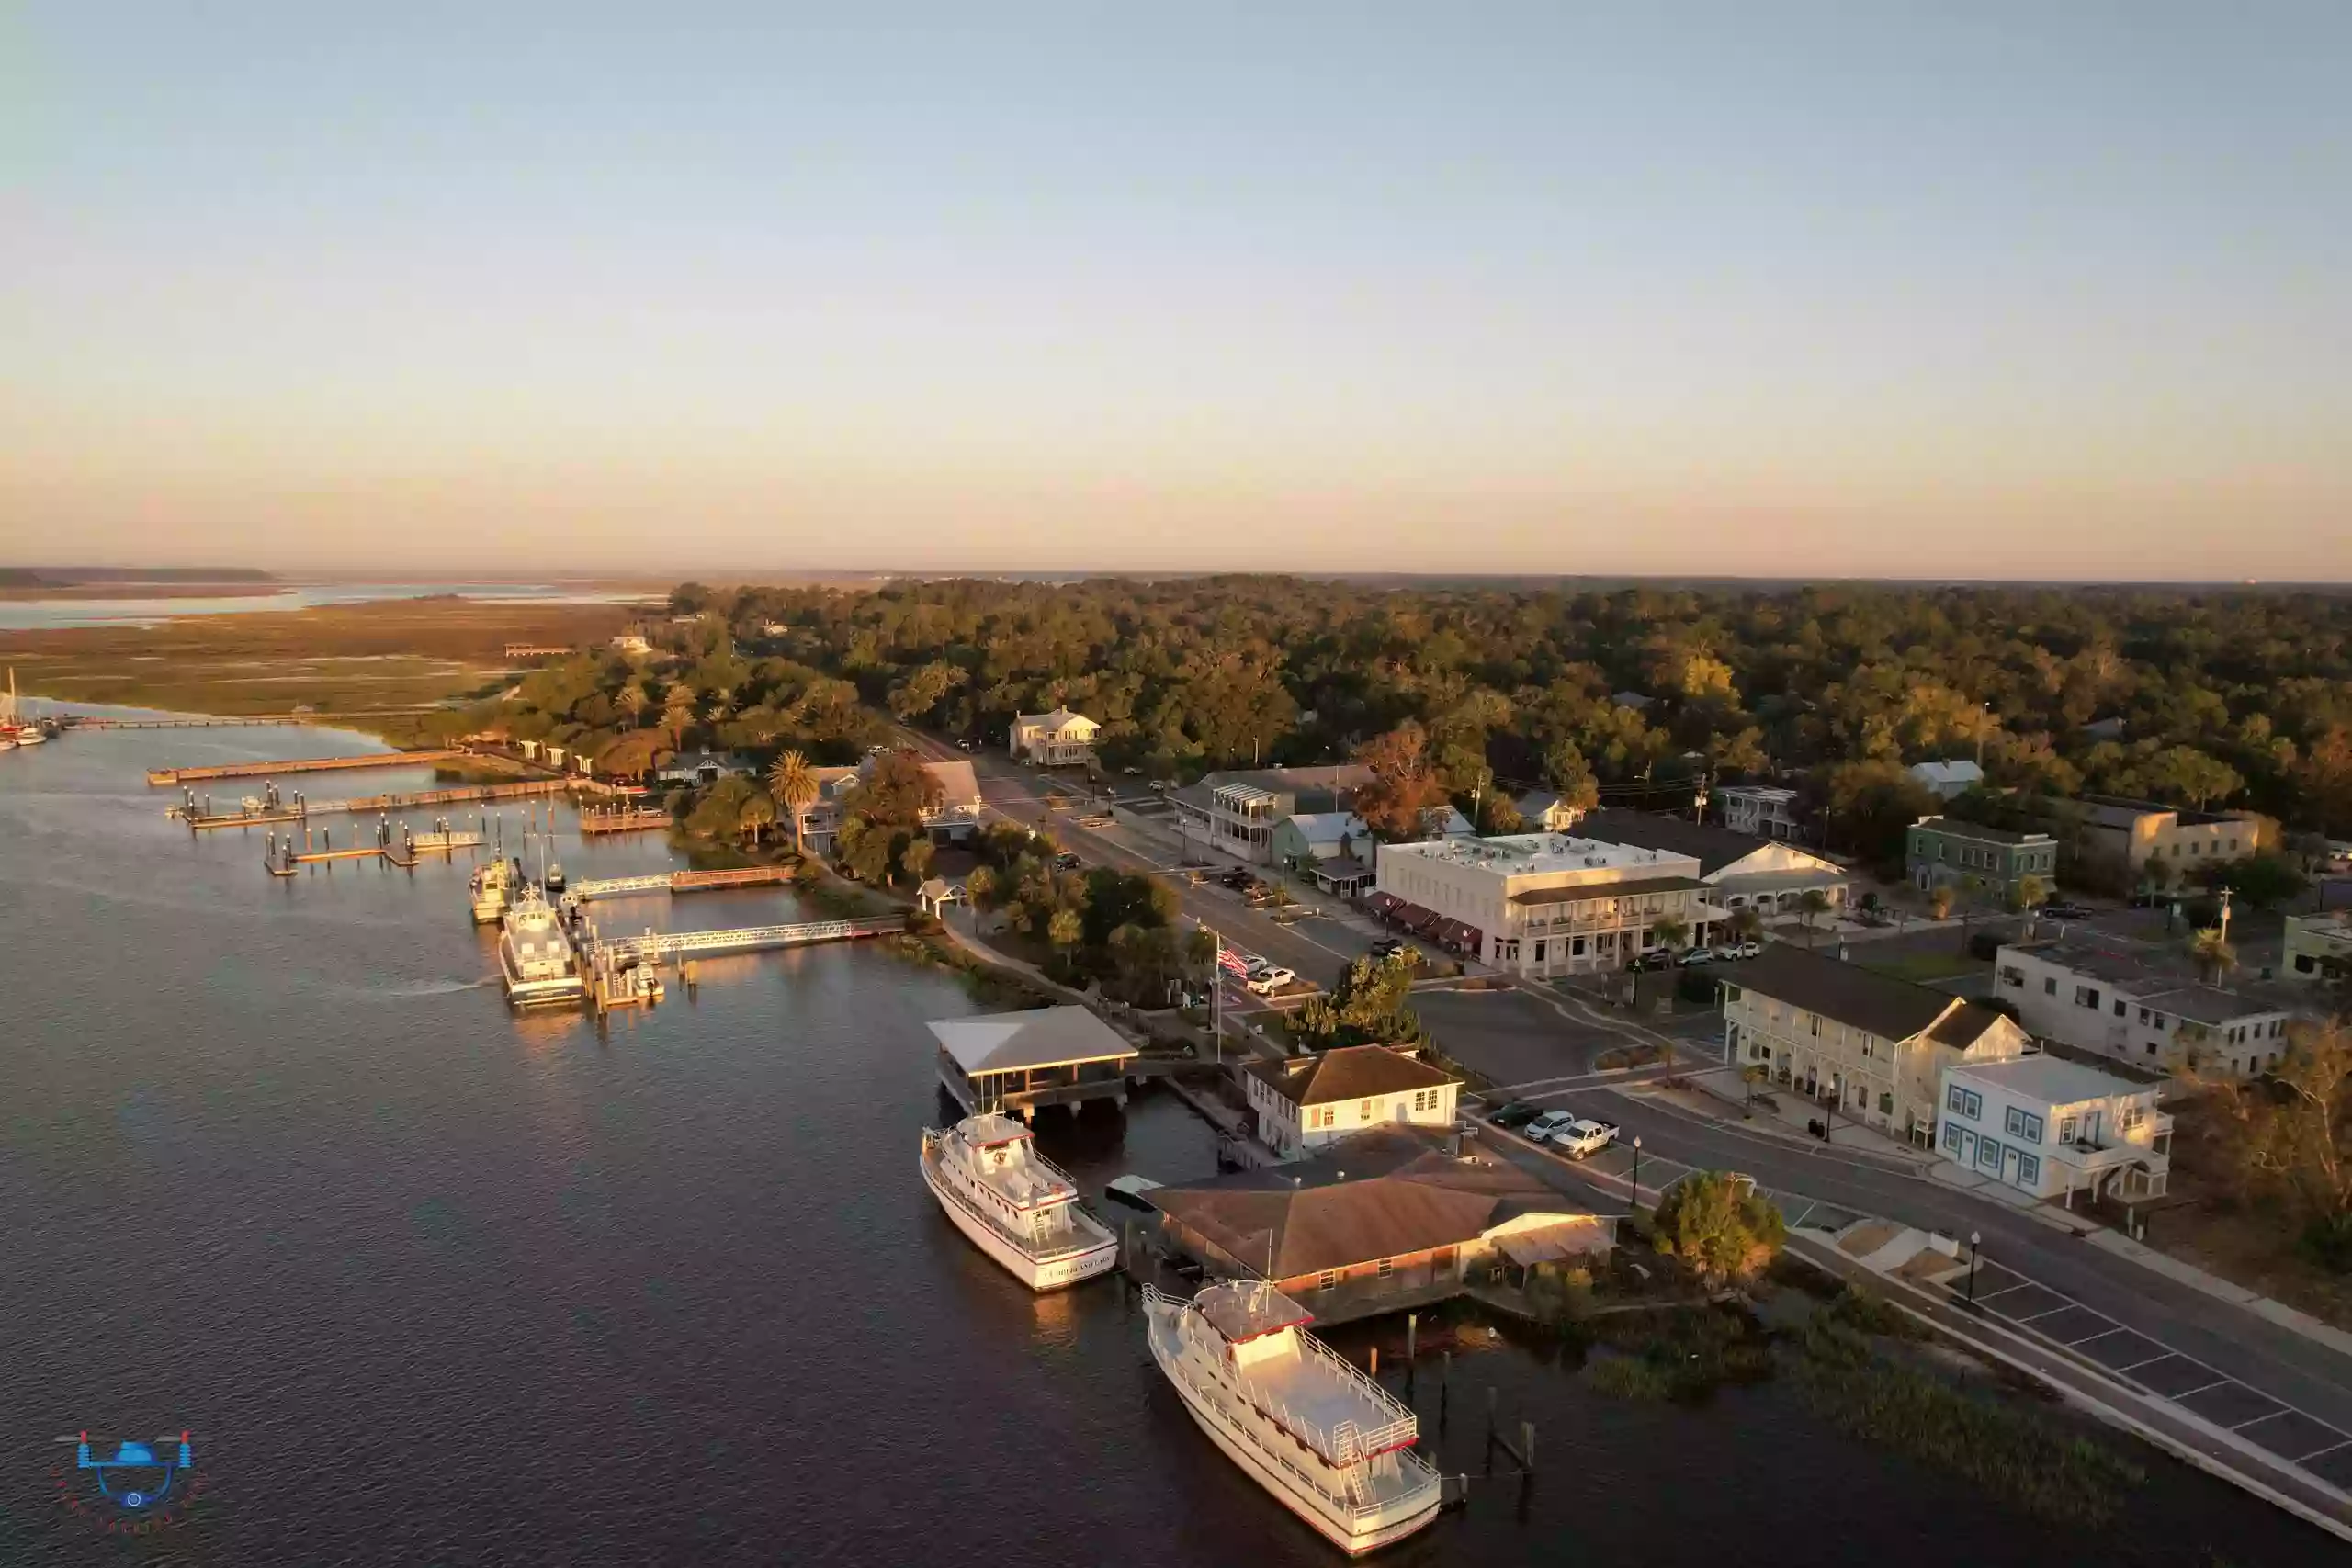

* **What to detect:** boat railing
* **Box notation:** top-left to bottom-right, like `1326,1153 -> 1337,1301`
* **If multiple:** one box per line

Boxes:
1292,1323 -> 1421,1433
925,1141 -> 1112,1264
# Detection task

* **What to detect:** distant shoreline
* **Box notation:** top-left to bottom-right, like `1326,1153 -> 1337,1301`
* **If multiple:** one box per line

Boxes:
0,582 -> 295,603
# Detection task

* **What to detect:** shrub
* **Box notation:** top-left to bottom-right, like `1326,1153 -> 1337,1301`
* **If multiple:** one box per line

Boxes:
1968,932 -> 2000,962
2299,1213 -> 2352,1274
1650,1173 -> 1787,1285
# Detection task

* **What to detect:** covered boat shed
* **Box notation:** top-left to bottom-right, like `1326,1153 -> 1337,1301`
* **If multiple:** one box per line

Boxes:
930,1005 -> 1142,1120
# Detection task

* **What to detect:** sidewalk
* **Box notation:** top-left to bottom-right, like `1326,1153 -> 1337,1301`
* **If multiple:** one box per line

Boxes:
1792,1229 -> 2352,1541
1652,1058 -> 2352,1362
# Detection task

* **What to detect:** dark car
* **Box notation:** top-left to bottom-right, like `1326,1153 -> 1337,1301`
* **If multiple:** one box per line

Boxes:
1055,852 -> 1083,871
1630,950 -> 1674,972
2040,901 -> 2093,920
1370,937 -> 1405,959
1487,1100 -> 1541,1130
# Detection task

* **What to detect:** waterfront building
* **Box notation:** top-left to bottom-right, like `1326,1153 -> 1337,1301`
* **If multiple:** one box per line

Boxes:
1240,1045 -> 1459,1159
794,757 -> 987,853
1371,831 -> 1718,976
1722,943 -> 2028,1147
1150,1125 -> 1613,1322
1992,936 -> 2309,1079
1009,707 -> 1100,766
928,1005 -> 1140,1119
1936,1055 -> 2171,1202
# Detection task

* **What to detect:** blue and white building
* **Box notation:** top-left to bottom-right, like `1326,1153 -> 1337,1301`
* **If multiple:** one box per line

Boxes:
1936,1055 -> 2170,1203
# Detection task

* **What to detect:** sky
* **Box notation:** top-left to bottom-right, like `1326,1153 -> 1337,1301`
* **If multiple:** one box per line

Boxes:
3,4 -> 2348,579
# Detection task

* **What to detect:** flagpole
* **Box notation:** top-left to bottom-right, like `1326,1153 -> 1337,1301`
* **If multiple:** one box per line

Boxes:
1209,924 -> 1221,1068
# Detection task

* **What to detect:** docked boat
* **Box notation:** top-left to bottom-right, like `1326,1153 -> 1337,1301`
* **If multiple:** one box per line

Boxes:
0,669 -> 43,747
919,1113 -> 1119,1291
469,857 -> 513,922
544,862 -> 566,893
497,883 -> 585,1007
1141,1280 -> 1443,1555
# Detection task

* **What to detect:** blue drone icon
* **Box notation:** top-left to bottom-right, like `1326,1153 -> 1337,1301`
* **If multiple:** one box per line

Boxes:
55,1431 -> 194,1511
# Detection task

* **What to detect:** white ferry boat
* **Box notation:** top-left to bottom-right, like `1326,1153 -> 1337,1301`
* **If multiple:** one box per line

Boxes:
919,1113 -> 1119,1291
1141,1280 -> 1443,1555
497,883 -> 585,1007
469,857 -> 513,923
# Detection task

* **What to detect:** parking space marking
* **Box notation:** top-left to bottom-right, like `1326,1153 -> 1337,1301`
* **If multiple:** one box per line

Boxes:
2114,1351 -> 2177,1373
2233,1410 -> 2292,1432
2174,1377 -> 2233,1400
2301,1438 -> 2352,1463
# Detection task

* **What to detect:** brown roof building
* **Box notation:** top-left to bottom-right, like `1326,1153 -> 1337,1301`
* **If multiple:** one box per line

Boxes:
1152,1126 -> 1613,1323
1240,1046 -> 1463,1160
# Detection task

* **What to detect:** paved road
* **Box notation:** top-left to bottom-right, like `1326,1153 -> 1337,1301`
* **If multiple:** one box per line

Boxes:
1538,1081 -> 2352,1445
893,727 -> 1385,987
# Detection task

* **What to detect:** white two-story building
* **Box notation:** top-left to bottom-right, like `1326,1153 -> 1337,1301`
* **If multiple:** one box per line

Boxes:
1009,708 -> 1100,766
1937,1055 -> 2170,1203
1373,832 -> 1720,976
1714,784 -> 1803,841
1241,1045 -> 1461,1161
1993,936 -> 2309,1079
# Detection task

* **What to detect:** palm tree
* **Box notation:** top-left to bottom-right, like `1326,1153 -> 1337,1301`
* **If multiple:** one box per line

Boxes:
2012,873 -> 2048,915
1795,889 -> 1832,946
1047,908 -> 1084,970
1726,907 -> 1764,945
1651,916 -> 1690,955
736,792 -> 775,846
618,682 -> 650,729
2190,926 -> 2238,985
964,864 -> 1001,931
767,749 -> 819,856
662,684 -> 695,750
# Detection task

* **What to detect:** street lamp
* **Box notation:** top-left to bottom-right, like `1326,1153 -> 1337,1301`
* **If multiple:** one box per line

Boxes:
1966,1231 -> 1983,1307
1629,1135 -> 1644,1217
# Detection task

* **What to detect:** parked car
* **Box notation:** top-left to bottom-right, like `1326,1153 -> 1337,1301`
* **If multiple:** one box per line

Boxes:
1547,1117 -> 1621,1159
1676,947 -> 1714,966
1853,907 -> 1896,927
1524,1110 -> 1579,1142
1149,779 -> 1171,792
1487,1100 -> 1541,1130
1713,940 -> 1762,960
1246,965 -> 1296,995
1055,852 -> 1083,871
1121,765 -> 1141,775
1238,954 -> 1271,979
956,739 -> 972,750
2040,900 -> 2093,920
1630,950 -> 1674,972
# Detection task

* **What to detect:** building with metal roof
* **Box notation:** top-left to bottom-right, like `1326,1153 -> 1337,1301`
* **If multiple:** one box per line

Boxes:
929,1005 -> 1140,1118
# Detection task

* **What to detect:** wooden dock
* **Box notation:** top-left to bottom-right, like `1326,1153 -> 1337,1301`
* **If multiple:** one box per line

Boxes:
183,777 -> 579,829
148,749 -> 465,786
565,865 -> 791,902
579,807 -> 671,835
589,915 -> 906,964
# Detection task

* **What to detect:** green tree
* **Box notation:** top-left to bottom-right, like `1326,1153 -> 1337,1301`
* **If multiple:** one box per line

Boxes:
1047,907 -> 1084,963
1795,888 -> 1833,944
618,682 -> 651,728
1351,721 -> 1453,840
736,791 -> 775,845
964,864 -> 1001,929
1725,907 -> 1764,944
1295,954 -> 1426,1049
900,836 -> 936,884
2146,746 -> 2245,811
1542,739 -> 1601,815
2214,853 -> 2307,911
2012,873 -> 2048,914
1651,916 -> 1690,953
1650,1172 -> 1786,1287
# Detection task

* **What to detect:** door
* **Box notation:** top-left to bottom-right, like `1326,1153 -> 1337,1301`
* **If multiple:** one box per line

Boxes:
1393,1100 -> 1409,1123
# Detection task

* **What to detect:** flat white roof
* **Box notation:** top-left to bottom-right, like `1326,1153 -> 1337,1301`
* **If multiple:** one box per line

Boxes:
1382,833 -> 1696,878
1950,1054 -> 2156,1108
928,1005 -> 1139,1076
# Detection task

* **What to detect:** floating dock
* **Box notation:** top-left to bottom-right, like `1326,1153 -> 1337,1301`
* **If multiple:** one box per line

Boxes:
148,749 -> 466,786
583,915 -> 907,966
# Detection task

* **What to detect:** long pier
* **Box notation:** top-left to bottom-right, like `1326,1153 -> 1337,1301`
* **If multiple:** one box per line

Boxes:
183,777 -> 580,830
579,807 -> 671,835
565,866 -> 792,903
148,749 -> 465,786
591,915 -> 906,964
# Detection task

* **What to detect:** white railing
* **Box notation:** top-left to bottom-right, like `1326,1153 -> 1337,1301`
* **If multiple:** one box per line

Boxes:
602,916 -> 906,959
925,1140 -> 1107,1263
1292,1322 -> 1420,1433
567,874 -> 673,900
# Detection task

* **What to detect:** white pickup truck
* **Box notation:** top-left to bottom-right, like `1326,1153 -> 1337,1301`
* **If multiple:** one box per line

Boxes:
1545,1117 -> 1621,1159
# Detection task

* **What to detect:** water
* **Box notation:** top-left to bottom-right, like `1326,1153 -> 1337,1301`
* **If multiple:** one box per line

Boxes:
0,720 -> 2332,1565
0,581 -> 647,632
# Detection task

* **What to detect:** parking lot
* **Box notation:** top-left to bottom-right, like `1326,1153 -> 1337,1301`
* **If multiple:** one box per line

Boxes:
1413,988 -> 1630,1089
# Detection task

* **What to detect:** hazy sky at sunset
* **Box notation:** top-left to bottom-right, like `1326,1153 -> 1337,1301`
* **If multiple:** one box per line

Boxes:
5,5 -> 2347,579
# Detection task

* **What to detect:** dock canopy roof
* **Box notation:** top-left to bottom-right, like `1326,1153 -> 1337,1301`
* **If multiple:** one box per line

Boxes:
928,1005 -> 1139,1077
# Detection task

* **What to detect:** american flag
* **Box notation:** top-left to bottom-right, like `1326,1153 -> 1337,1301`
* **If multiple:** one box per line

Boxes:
1216,946 -> 1250,977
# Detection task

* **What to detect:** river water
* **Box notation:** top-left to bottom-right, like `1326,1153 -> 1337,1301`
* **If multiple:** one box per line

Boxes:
0,582 -> 646,632
0,720 -> 2330,1565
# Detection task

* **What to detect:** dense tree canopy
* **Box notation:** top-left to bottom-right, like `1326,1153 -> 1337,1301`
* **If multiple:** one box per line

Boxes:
689,577 -> 2352,836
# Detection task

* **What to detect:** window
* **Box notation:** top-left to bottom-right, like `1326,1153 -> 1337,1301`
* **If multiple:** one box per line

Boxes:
1999,966 -> 2024,987
2044,977 -> 2058,996
1318,1270 -> 1338,1292
1376,1258 -> 1395,1280
2018,1154 -> 2041,1187
1946,1088 -> 1982,1120
1572,936 -> 1587,956
2059,1114 -> 2077,1143
1809,1014 -> 1822,1037
1359,1099 -> 1373,1120
1976,1136 -> 2003,1173
1947,1084 -> 1966,1113
1879,1091 -> 1893,1115
1723,984 -> 1739,1002
2120,1104 -> 2145,1132
2151,1012 -> 2166,1030
2137,1007 -> 2149,1024
2075,986 -> 2100,1009
2113,999 -> 2126,1018
2003,1109 -> 2043,1143
1942,1120 -> 1962,1152
2297,954 -> 2317,974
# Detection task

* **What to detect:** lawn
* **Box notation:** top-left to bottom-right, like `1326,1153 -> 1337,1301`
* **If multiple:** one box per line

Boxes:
1856,950 -> 1984,983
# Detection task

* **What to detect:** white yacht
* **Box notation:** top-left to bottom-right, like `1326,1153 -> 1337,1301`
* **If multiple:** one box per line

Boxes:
497,883 -> 584,1008
469,857 -> 513,923
919,1113 -> 1119,1290
1142,1280 -> 1443,1555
